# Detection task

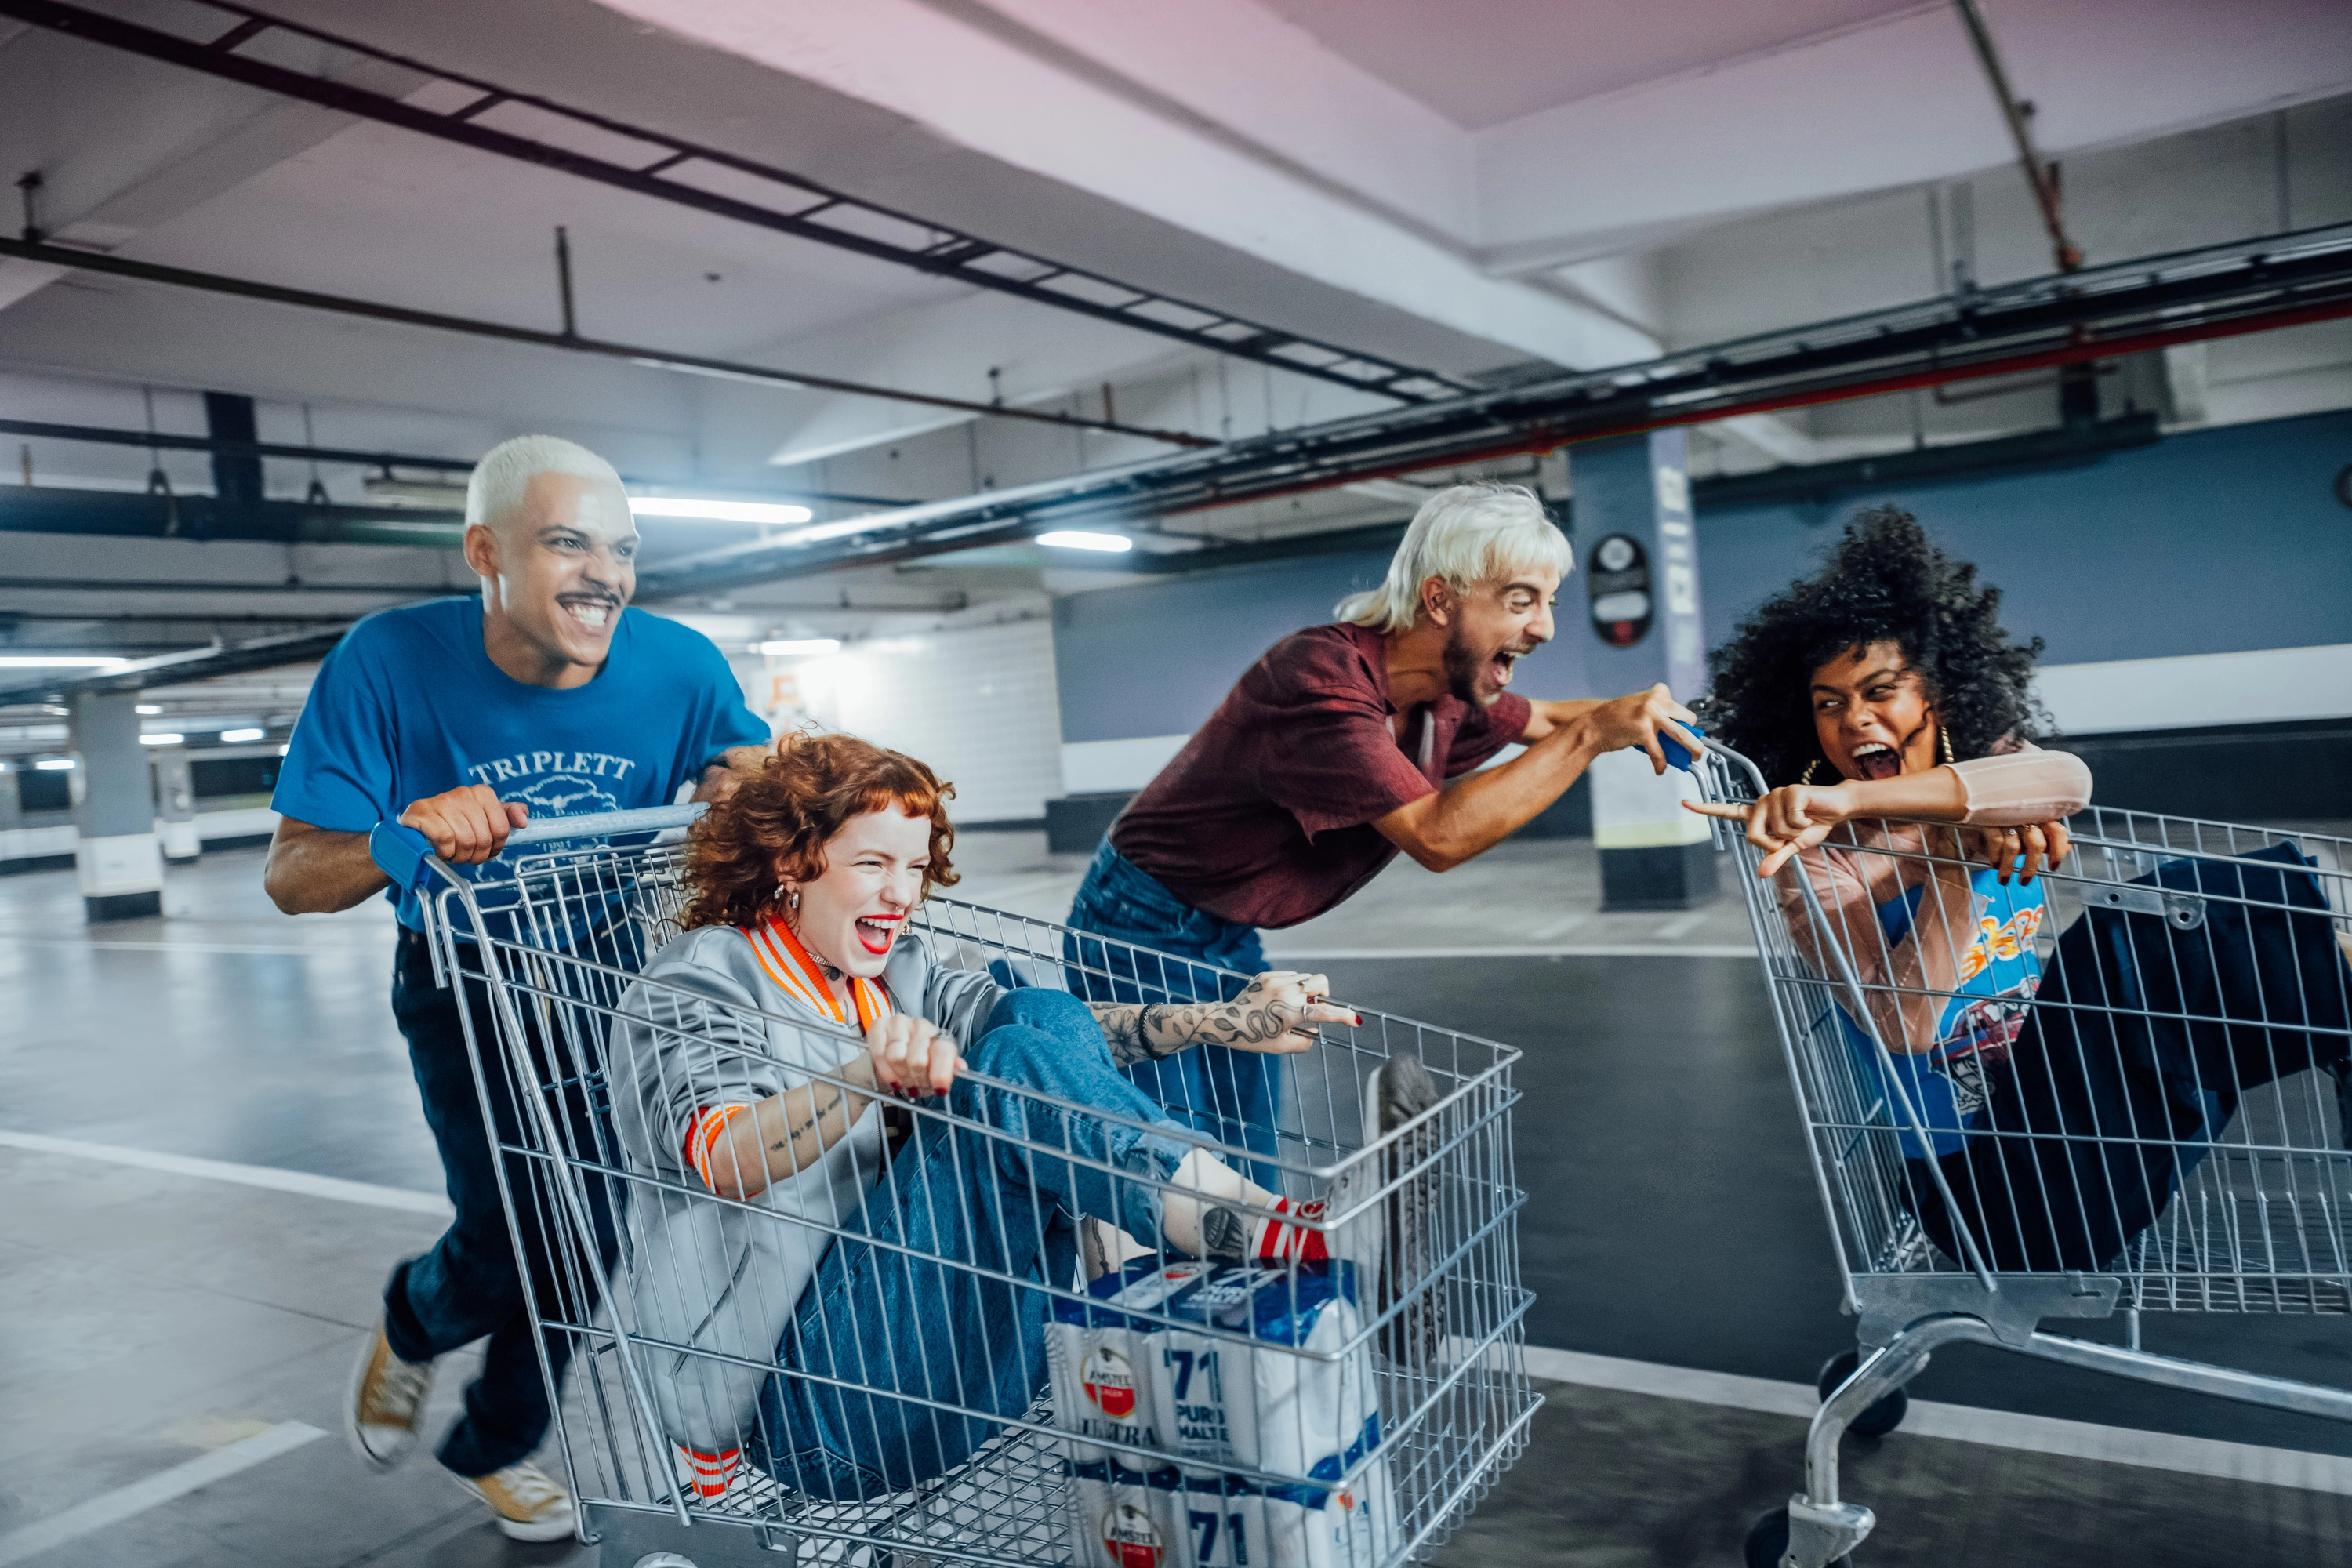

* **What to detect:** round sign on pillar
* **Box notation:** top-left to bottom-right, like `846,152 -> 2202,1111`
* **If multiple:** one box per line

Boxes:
1588,533 -> 1652,647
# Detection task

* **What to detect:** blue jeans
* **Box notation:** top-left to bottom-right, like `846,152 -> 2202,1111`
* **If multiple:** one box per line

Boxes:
749,989 -> 1196,1497
1064,839 -> 1283,1185
384,927 -> 619,1479
1911,844 -> 2352,1272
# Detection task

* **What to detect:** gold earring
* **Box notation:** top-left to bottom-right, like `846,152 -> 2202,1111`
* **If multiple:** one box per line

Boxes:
1798,760 -> 1819,786
1940,726 -> 1955,765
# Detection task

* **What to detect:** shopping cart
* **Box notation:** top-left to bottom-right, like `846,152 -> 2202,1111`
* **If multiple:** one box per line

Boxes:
1680,744 -> 2352,1568
373,805 -> 1535,1567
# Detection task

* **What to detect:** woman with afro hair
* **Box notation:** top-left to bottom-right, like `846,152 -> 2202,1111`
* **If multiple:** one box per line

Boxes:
1691,507 -> 2350,1273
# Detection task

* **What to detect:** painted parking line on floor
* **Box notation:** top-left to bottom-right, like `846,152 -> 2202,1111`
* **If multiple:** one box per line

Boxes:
16,1131 -> 2349,1500
1519,1344 -> 2352,1496
0,1423 -> 325,1566
0,938 -> 370,956
1264,942 -> 1757,960
0,1130 -> 452,1217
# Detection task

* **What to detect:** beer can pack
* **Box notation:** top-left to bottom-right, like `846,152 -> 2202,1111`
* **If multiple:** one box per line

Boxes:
1144,1264 -> 1378,1481
1066,1463 -> 1397,1568
1045,1261 -> 1214,1465
1047,1260 -> 1377,1481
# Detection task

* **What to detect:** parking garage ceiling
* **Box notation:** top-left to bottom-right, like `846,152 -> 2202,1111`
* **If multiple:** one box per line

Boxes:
0,0 -> 2347,735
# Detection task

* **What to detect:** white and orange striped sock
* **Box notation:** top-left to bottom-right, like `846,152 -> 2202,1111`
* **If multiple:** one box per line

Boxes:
679,1445 -> 741,1499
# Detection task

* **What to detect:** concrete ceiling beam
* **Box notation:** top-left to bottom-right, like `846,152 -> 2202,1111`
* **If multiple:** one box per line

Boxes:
593,0 -> 1653,372
1475,0 -> 2352,268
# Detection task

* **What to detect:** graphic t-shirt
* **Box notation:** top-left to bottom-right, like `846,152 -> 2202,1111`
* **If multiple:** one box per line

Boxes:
272,596 -> 769,930
1833,866 -> 2049,1160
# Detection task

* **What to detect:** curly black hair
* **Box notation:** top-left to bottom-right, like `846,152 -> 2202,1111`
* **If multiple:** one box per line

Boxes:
1697,506 -> 2047,786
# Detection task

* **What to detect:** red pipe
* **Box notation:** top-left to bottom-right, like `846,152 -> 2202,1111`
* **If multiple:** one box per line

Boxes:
1169,293 -> 2352,516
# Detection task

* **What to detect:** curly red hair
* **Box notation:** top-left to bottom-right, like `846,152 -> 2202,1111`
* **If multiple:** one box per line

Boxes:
679,731 -> 960,932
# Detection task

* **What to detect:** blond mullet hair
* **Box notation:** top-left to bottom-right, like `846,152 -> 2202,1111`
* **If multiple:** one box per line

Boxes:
1334,481 -> 1572,633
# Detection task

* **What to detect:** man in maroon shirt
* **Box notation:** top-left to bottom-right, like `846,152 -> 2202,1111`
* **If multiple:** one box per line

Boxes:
1066,482 -> 1699,1174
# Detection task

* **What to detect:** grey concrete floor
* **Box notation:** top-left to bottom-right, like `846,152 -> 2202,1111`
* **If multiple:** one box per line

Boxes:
2,834 -> 2349,1566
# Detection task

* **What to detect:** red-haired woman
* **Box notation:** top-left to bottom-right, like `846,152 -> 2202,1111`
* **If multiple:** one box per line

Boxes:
608,731 -> 1434,1501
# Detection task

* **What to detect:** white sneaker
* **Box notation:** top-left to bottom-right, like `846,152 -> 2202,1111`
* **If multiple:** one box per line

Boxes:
456,1457 -> 577,1542
345,1321 -> 435,1470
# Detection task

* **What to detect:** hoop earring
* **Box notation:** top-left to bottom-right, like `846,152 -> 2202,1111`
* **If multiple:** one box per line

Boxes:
1798,760 -> 1819,786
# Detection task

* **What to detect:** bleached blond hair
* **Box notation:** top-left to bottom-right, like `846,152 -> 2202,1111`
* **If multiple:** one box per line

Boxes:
464,434 -> 624,534
1334,481 -> 1573,633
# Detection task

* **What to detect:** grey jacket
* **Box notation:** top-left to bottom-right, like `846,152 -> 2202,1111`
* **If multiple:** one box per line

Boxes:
606,924 -> 1005,1455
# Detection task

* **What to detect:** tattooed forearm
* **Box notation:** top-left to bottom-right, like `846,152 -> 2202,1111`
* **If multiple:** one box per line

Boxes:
1089,1004 -> 1171,1066
710,1061 -> 880,1200
768,1085 -> 845,1156
1086,985 -> 1308,1065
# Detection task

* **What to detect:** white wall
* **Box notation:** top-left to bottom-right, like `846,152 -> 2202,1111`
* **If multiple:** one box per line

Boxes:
792,619 -> 1066,826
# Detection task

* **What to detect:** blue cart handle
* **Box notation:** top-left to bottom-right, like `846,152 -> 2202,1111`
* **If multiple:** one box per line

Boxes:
1653,720 -> 1707,772
368,804 -> 707,889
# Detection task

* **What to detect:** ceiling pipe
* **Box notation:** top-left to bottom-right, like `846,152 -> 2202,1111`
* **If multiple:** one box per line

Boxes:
0,485 -> 463,547
0,0 -> 1467,404
626,223 -> 2352,597
13,223 -> 2349,693
0,236 -> 1217,451
0,418 -> 914,506
1953,0 -> 2082,274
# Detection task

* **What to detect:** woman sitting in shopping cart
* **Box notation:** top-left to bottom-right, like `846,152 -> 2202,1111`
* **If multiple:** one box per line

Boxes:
1689,506 -> 2350,1276
605,730 -> 1434,1503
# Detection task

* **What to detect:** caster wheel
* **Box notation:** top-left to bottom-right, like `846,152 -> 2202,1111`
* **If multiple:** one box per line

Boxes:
1817,1348 -> 1907,1438
631,1554 -> 699,1568
1744,1507 -> 1852,1568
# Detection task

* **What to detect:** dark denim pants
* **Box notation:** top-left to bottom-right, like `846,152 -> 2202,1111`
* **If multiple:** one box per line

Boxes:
383,926 -> 619,1479
1911,843 -> 2352,1272
1062,838 -> 1283,1185
750,988 -> 1192,1497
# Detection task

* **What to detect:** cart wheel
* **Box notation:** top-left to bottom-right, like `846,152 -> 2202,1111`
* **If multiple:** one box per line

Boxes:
1817,1348 -> 1907,1438
630,1555 -> 698,1568
1744,1507 -> 1852,1568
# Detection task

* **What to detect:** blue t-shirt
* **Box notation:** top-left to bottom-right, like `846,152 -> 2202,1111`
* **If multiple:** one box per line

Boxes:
273,596 -> 770,930
1831,867 -> 2050,1160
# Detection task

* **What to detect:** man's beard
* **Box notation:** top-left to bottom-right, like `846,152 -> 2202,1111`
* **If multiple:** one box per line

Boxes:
1441,624 -> 1492,706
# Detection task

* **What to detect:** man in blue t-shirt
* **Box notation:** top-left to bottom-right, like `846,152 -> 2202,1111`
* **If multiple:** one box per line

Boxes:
266,434 -> 770,1541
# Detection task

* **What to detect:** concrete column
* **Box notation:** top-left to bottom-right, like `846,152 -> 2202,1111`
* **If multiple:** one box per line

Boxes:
71,691 -> 165,922
0,761 -> 21,832
1571,428 -> 1717,911
153,745 -> 201,863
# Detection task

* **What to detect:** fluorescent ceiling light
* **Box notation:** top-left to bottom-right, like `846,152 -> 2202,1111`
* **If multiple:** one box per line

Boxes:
0,655 -> 129,669
1036,530 -> 1133,554
631,497 -> 815,525
140,732 -> 185,746
34,758 -> 75,771
754,638 -> 841,656
220,728 -> 266,743
136,704 -> 162,715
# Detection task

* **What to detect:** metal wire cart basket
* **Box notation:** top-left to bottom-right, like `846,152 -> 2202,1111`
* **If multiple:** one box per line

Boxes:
373,806 -> 1535,1567
1683,744 -> 2352,1568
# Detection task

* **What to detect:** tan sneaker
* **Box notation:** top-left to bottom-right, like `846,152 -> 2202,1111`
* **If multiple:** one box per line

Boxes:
456,1458 -> 577,1542
345,1321 -> 435,1470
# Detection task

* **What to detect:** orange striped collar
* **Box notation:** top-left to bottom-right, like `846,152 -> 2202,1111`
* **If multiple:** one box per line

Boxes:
746,913 -> 891,1031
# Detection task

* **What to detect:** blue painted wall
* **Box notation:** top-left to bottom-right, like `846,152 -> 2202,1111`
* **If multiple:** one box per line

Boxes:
1697,408 -> 2352,665
1054,409 -> 2352,747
